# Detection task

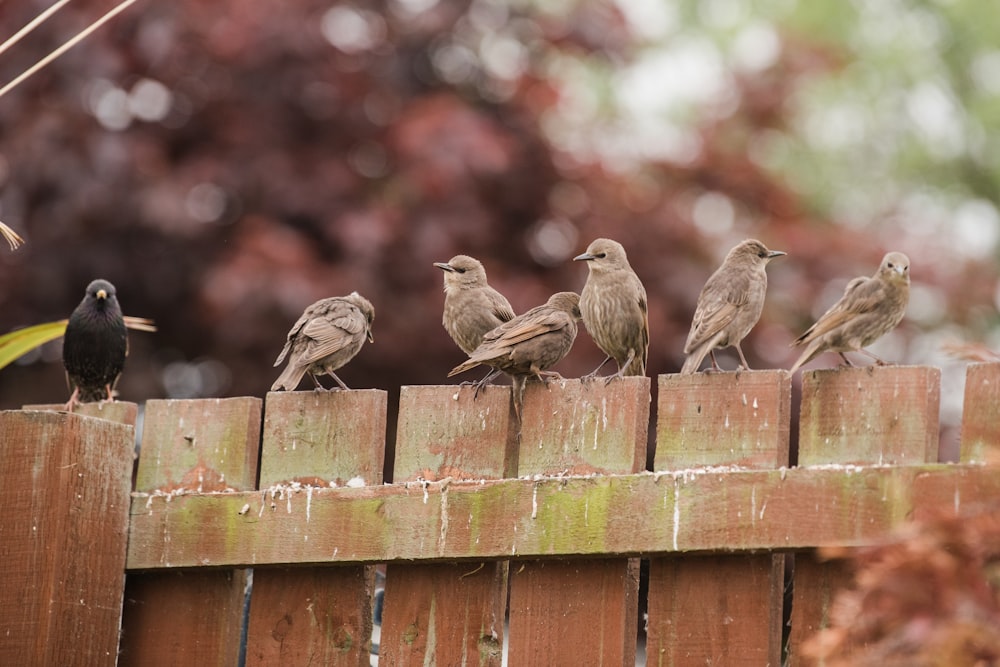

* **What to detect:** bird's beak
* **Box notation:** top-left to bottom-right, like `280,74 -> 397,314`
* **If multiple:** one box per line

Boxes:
573,252 -> 595,262
894,265 -> 907,276
96,289 -> 108,300
367,330 -> 375,344
767,250 -> 786,260
433,262 -> 454,272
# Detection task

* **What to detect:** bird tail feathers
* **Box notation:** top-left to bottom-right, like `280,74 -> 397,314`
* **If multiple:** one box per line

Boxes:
271,364 -> 306,391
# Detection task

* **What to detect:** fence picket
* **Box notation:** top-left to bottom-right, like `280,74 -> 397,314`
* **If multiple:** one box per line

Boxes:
506,377 -> 649,666
786,365 -> 941,665
0,410 -> 134,667
245,389 -> 387,666
647,370 -> 790,666
119,397 -> 262,667
380,385 -> 516,666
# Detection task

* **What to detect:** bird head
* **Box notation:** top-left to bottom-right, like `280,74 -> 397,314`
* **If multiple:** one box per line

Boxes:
573,238 -> 631,273
731,239 -> 786,265
879,252 -> 910,284
346,291 -> 376,343
433,255 -> 487,289
85,279 -> 117,307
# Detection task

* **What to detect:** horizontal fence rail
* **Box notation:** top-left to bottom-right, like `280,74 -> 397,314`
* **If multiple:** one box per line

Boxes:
1,363 -> 998,667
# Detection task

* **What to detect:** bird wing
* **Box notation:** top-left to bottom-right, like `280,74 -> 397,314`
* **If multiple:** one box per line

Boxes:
295,313 -> 361,365
793,276 -> 883,345
684,273 -> 750,353
490,290 -> 516,323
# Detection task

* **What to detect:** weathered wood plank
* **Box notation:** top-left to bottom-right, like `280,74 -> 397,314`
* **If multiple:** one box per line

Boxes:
120,398 -> 261,667
23,400 -> 139,426
247,390 -> 386,666
392,384 -> 517,481
126,464 -> 1000,568
134,397 -> 262,492
508,377 -> 649,666
381,385 -> 515,666
649,371 -> 789,666
655,370 -> 791,470
788,365 -> 940,666
0,410 -> 134,667
648,555 -> 782,667
258,389 -> 386,487
959,362 -> 1000,463
516,376 -> 649,475
797,365 -> 941,465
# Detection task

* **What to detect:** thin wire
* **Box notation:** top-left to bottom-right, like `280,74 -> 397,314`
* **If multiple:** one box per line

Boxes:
0,0 -> 74,59
0,0 -> 142,101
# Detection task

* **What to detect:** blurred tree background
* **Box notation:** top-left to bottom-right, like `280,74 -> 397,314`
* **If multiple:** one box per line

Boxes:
2,0 -> 998,462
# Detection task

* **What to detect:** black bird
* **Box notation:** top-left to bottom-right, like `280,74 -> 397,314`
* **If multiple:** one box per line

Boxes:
62,279 -> 128,411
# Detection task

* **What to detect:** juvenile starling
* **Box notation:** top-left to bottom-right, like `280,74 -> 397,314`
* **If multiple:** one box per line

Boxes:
62,279 -> 128,411
574,238 -> 649,383
788,252 -> 910,375
271,291 -> 375,391
681,239 -> 786,374
448,292 -> 581,414
434,255 -> 515,354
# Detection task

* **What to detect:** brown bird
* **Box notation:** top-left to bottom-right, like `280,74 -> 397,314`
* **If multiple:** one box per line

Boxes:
681,239 -> 786,374
788,252 -> 910,375
574,238 -> 649,383
448,291 -> 581,415
434,255 -> 515,354
271,291 -> 375,391
62,279 -> 128,411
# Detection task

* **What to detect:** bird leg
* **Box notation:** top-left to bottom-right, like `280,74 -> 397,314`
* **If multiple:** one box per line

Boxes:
734,344 -> 752,372
470,368 -> 502,399
329,372 -> 350,390
856,348 -> 890,365
704,350 -> 722,373
582,355 -> 613,382
537,370 -> 565,387
604,349 -> 636,385
63,387 -> 80,413
309,373 -> 328,391
837,353 -> 857,367
103,383 -> 115,403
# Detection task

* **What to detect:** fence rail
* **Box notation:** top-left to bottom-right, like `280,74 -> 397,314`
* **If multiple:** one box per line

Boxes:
2,363 -> 998,667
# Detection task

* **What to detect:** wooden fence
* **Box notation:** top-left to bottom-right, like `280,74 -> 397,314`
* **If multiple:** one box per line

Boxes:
2,363 -> 999,666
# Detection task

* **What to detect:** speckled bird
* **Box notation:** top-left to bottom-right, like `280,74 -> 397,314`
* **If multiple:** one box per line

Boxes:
788,252 -> 910,375
271,291 -> 375,391
448,291 -> 581,415
681,239 -> 786,374
574,238 -> 648,383
62,279 -> 128,411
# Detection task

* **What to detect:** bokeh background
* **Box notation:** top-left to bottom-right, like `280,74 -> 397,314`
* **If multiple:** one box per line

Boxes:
2,0 -> 999,465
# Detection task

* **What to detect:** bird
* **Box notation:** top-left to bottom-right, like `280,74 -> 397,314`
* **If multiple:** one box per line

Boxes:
681,239 -> 786,374
448,291 -> 581,416
573,238 -> 649,383
788,252 -> 910,375
62,279 -> 128,411
271,291 -> 375,391
434,255 -> 515,391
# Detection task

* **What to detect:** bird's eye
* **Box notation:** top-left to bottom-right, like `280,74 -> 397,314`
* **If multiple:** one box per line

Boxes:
596,252 -> 607,259
887,262 -> 894,268
456,268 -> 466,273
758,250 -> 768,258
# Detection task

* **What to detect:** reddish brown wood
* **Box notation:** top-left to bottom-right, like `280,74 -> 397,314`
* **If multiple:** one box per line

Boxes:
789,366 -> 940,665
648,555 -> 783,666
508,377 -> 649,666
0,410 -> 134,667
120,397 -> 261,667
126,464 -> 1000,568
392,384 -> 518,481
798,365 -> 941,466
259,389 -> 387,487
23,400 -> 139,426
248,390 -> 386,666
649,371 -> 788,666
959,362 -> 1000,463
381,385 -> 516,666
656,370 -> 791,469
508,559 -> 640,667
246,566 -> 376,667
517,376 -> 649,475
